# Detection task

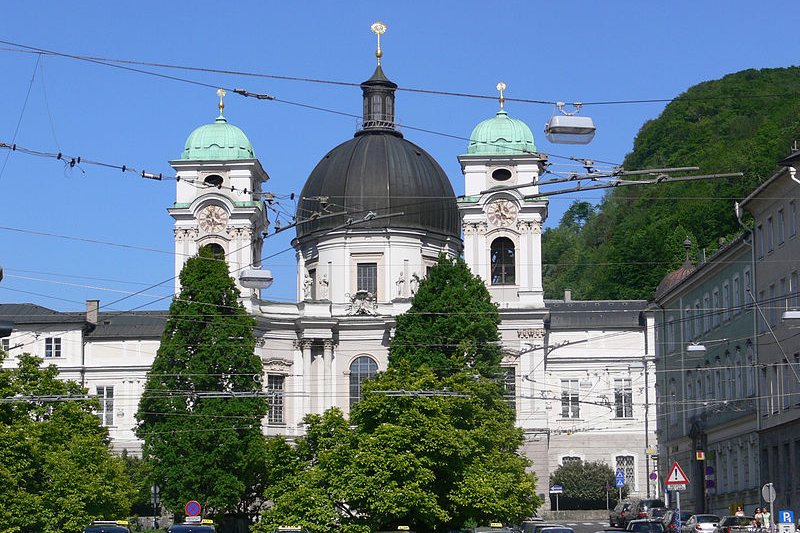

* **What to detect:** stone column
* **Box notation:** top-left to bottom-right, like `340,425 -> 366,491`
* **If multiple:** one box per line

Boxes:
323,340 -> 334,409
301,340 -> 312,416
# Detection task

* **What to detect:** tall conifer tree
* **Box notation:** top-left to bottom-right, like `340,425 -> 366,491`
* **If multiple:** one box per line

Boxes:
136,246 -> 267,519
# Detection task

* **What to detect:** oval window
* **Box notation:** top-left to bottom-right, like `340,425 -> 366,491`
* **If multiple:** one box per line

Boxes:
492,168 -> 512,181
204,174 -> 224,188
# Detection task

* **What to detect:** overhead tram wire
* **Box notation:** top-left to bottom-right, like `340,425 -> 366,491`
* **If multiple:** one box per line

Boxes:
3,43 -> 799,107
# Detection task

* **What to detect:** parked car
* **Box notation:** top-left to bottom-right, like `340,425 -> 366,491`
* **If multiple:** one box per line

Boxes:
83,521 -> 131,533
522,523 -> 563,533
627,519 -> 666,533
648,508 -> 669,521
663,510 -> 694,532
630,500 -> 667,522
714,516 -> 756,533
611,499 -> 637,528
681,514 -> 720,533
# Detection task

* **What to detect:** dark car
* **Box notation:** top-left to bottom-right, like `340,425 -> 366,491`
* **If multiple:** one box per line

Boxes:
713,516 -> 756,533
627,519 -> 666,533
611,499 -> 637,528
83,521 -> 131,533
630,500 -> 666,522
649,508 -> 669,520
168,518 -> 216,533
663,511 -> 695,532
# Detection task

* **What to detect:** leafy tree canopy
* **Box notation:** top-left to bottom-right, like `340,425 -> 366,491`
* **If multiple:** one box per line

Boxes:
549,460 -> 627,510
256,256 -> 540,533
543,66 -> 800,300
0,353 -> 134,533
135,246 -> 267,519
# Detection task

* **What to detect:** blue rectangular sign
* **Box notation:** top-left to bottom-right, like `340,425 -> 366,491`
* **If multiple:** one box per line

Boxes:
615,477 -> 625,488
778,511 -> 794,524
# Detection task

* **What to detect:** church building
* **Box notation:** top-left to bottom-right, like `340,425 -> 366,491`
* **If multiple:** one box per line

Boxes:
0,28 -> 658,507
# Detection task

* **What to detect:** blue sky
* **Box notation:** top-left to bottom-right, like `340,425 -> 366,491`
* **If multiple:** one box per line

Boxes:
1,1 -> 797,312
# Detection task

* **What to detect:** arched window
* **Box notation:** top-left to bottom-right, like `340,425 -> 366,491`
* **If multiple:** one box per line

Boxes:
491,237 -> 515,285
349,356 -> 378,408
204,174 -> 223,188
200,243 -> 225,259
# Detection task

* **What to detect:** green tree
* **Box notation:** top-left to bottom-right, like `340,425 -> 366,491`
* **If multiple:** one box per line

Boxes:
389,255 -> 503,378
256,256 -> 540,533
135,246 -> 267,521
549,460 -> 625,510
542,66 -> 800,300
0,353 -> 134,533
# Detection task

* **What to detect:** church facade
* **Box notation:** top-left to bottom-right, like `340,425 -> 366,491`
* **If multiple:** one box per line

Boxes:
0,45 -> 658,507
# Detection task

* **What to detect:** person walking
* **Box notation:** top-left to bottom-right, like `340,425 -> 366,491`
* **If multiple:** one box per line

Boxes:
763,508 -> 771,532
754,508 -> 764,529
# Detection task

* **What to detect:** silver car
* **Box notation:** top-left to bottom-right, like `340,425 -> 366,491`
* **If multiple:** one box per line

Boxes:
682,515 -> 720,533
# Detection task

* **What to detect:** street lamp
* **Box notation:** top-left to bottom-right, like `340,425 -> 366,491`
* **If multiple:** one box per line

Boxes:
687,343 -> 706,353
782,310 -> 800,321
544,102 -> 596,144
239,268 -> 274,289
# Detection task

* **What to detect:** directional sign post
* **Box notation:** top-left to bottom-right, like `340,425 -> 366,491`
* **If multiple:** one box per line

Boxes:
550,485 -> 563,511
616,469 -> 626,500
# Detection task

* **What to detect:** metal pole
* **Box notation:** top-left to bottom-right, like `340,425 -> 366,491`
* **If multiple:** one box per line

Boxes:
676,491 -> 681,530
556,493 -> 560,512
644,356 -> 651,498
769,483 -> 774,533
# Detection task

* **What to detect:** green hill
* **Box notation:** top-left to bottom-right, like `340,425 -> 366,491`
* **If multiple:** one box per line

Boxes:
542,66 -> 800,300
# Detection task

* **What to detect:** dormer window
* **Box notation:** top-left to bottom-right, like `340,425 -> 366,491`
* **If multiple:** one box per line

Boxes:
204,174 -> 224,188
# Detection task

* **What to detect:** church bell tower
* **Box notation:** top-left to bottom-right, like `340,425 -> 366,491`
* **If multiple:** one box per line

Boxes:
458,83 -> 548,308
168,90 -> 269,299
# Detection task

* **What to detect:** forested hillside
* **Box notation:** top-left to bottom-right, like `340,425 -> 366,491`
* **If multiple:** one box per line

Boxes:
542,66 -> 800,300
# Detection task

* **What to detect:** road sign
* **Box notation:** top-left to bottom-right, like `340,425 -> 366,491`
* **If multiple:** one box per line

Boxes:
778,511 -> 795,524
666,462 -> 690,485
669,484 -> 687,491
762,483 -> 777,503
649,472 -> 658,481
185,500 -> 201,517
550,485 -> 564,494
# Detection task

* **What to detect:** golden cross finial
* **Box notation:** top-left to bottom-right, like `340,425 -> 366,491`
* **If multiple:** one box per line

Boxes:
216,88 -> 226,116
371,21 -> 387,65
496,82 -> 507,110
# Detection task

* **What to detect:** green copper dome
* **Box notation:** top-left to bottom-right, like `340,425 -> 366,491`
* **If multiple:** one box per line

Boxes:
466,109 -> 536,156
181,115 -> 255,161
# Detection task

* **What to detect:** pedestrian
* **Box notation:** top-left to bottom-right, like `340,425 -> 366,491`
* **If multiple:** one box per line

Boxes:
763,509 -> 771,532
754,508 -> 763,529
735,506 -> 745,517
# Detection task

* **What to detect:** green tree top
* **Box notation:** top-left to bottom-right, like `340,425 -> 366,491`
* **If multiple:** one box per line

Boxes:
135,246 -> 267,518
389,255 -> 502,378
0,354 -> 133,533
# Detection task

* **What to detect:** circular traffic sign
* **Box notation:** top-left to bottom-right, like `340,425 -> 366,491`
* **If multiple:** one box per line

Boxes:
649,472 -> 658,480
185,500 -> 201,517
762,483 -> 777,503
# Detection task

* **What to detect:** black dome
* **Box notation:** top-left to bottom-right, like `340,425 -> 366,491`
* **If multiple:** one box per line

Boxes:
295,130 -> 460,242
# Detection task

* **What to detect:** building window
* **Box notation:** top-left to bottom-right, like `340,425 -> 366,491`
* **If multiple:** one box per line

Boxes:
308,269 -> 317,300
723,282 -> 731,322
501,366 -> 516,411
694,301 -> 701,335
769,283 -> 777,327
791,272 -> 799,310
356,263 -> 378,298
669,380 -> 678,424
790,200 -> 797,238
349,355 -> 378,408
746,345 -> 756,397
712,290 -> 721,328
703,294 -> 711,332
561,379 -> 580,418
686,306 -> 693,339
96,386 -> 114,427
614,378 -> 633,418
781,277 -> 788,318
616,455 -> 635,490
267,374 -> 285,424
562,456 -> 582,465
778,209 -> 785,245
767,216 -> 775,252
44,337 -> 61,358
733,275 -> 741,315
756,224 -> 764,259
1,338 -> 8,352
490,237 -> 515,285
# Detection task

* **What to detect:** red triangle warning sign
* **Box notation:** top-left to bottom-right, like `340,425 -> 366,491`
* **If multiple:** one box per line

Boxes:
666,462 -> 690,485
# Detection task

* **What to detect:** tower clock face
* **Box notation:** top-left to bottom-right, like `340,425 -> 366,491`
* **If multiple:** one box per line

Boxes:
198,205 -> 229,233
487,199 -> 518,227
